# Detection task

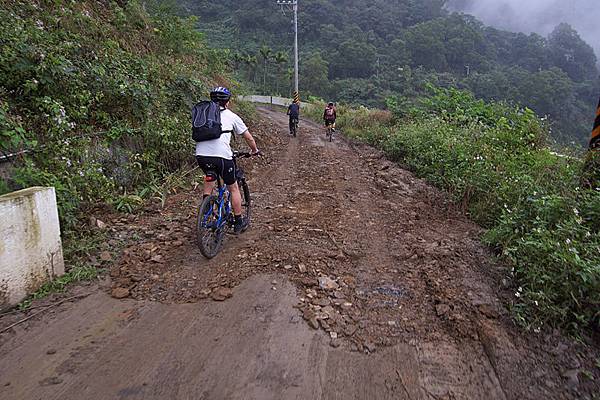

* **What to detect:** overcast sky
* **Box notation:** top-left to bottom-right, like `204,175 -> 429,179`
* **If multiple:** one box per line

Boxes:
446,0 -> 599,58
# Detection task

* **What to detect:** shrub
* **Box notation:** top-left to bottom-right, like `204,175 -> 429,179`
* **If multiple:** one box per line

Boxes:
0,0 -> 228,233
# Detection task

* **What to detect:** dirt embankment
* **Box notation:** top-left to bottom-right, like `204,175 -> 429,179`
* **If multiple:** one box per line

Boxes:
0,107 -> 598,400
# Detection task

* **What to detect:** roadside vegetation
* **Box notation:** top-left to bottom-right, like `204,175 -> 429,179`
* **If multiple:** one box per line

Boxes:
0,0 -> 231,291
308,89 -> 600,334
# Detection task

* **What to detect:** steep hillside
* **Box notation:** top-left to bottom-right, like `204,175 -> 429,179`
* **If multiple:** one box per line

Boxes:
180,0 -> 599,146
0,0 -> 228,232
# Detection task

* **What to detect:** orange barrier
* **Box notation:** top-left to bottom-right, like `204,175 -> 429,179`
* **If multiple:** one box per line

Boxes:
591,97 -> 600,150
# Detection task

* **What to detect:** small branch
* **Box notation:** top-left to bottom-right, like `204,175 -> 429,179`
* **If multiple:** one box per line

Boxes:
0,293 -> 91,334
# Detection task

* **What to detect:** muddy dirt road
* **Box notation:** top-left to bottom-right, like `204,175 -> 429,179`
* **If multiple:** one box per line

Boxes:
0,108 -> 597,399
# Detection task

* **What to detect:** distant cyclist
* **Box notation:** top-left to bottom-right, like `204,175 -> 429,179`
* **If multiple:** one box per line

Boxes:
195,87 -> 260,234
323,102 -> 337,131
287,99 -> 300,135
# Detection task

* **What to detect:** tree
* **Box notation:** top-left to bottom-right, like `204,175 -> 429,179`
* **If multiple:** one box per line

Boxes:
302,53 -> 329,97
242,54 -> 258,85
548,23 -> 598,82
403,20 -> 447,71
259,45 -> 273,94
329,40 -> 376,79
387,39 -> 411,67
273,51 -> 289,95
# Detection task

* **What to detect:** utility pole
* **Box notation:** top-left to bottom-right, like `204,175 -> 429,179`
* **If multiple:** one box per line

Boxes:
277,0 -> 299,102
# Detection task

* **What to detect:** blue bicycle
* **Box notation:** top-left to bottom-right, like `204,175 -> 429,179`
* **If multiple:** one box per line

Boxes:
196,151 -> 253,258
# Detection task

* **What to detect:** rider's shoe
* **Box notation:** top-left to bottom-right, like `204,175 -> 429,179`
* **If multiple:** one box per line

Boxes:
233,216 -> 249,234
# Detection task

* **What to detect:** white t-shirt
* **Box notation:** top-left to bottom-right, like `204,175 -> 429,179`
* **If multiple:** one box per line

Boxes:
195,108 -> 249,160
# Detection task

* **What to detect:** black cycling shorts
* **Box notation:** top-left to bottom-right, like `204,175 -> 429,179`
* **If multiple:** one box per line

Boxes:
325,119 -> 336,126
196,156 -> 236,186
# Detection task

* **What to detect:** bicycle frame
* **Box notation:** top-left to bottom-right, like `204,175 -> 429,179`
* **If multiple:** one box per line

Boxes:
200,152 -> 250,231
196,151 -> 253,258
290,117 -> 298,135
201,179 -> 232,231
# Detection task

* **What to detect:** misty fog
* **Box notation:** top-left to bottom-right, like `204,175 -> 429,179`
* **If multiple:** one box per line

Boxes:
447,0 -> 600,58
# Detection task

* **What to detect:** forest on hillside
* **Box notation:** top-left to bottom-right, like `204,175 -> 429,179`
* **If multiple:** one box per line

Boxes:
178,0 -> 599,147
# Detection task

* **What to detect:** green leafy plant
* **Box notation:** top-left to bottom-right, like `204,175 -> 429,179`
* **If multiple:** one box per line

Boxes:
0,0 -> 228,231
0,0 -> 236,302
114,194 -> 144,214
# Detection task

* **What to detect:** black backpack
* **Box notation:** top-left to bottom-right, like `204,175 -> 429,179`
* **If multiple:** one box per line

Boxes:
191,101 -> 232,142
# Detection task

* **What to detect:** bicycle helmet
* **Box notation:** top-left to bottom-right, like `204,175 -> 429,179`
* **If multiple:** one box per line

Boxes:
328,102 -> 334,106
210,86 -> 232,103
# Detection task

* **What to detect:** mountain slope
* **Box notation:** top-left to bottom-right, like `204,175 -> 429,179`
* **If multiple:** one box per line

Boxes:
180,0 -> 599,145
0,0 -> 227,230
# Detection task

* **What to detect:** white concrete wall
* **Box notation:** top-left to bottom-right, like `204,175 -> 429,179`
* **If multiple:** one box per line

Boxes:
237,95 -> 314,109
0,187 -> 65,308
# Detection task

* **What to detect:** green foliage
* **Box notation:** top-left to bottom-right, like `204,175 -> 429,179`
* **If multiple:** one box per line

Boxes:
302,53 -> 330,97
114,193 -> 145,213
231,99 -> 259,124
180,0 -> 599,146
0,177 -> 10,195
341,87 -> 600,333
0,100 -> 34,152
0,0 -> 228,234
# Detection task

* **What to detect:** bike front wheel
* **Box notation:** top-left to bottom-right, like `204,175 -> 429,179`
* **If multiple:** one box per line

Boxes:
197,195 -> 226,259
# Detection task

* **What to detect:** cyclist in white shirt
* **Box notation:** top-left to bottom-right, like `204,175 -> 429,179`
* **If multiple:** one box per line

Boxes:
196,87 -> 260,234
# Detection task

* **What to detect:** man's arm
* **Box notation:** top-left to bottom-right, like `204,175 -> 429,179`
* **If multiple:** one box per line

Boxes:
242,131 -> 259,154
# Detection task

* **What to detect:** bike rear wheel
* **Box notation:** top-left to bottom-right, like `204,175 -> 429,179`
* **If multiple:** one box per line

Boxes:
197,195 -> 226,259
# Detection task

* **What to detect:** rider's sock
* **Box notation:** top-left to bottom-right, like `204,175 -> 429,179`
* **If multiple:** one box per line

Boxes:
234,214 -> 243,223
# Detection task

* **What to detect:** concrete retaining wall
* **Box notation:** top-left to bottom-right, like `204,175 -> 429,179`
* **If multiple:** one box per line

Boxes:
237,95 -> 315,110
0,187 -> 65,309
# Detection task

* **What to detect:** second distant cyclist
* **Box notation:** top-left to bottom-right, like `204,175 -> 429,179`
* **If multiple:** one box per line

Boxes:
287,100 -> 300,136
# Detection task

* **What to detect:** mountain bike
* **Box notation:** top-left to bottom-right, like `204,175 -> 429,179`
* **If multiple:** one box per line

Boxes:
290,117 -> 299,137
326,124 -> 334,142
196,151 -> 254,259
